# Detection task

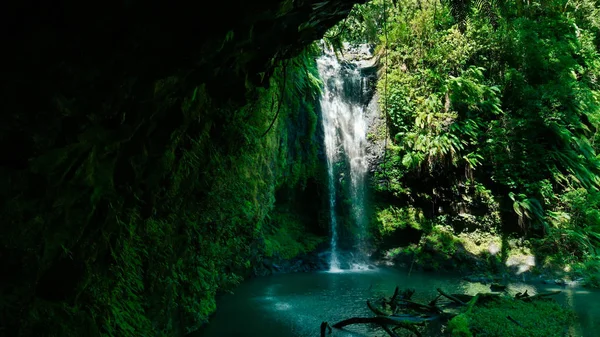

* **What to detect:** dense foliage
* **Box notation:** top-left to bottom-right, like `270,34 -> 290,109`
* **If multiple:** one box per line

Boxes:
0,45 -> 325,337
332,0 -> 600,283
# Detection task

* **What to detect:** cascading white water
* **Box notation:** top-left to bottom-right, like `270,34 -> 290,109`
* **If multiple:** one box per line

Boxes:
317,47 -> 371,272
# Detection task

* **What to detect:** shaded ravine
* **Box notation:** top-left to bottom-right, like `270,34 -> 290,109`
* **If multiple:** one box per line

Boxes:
317,46 -> 375,271
197,267 -> 599,337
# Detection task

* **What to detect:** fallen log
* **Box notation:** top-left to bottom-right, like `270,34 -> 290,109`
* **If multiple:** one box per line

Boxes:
332,317 -> 422,337
519,290 -> 561,302
332,316 -> 417,328
367,300 -> 389,316
390,314 -> 439,324
436,288 -> 466,305
450,294 -> 475,303
398,298 -> 442,314
382,286 -> 415,313
389,286 -> 400,312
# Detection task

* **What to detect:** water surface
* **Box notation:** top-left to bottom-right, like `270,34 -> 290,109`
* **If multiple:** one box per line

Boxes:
198,267 -> 599,337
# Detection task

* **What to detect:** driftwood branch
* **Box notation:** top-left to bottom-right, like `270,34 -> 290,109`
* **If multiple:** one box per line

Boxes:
428,294 -> 442,306
367,300 -> 389,316
380,324 -> 401,337
529,290 -> 561,299
320,322 -> 331,337
451,293 -> 476,303
515,290 -> 529,299
332,317 -> 423,337
437,288 -> 466,305
516,290 -> 561,302
390,286 -> 400,302
324,285 -> 564,337
390,314 -> 435,325
333,316 -> 411,328
389,286 -> 400,312
398,298 -> 441,314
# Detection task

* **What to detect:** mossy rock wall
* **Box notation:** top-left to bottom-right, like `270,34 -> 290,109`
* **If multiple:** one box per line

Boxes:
0,1 -> 368,336
1,50 -> 327,337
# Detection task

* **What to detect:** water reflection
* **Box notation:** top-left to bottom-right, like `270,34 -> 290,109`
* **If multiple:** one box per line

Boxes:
274,302 -> 292,311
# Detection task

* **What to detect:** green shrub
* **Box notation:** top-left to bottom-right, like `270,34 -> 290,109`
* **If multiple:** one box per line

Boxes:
447,314 -> 472,337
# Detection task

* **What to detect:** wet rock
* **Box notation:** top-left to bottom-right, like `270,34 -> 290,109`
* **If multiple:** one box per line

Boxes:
342,43 -> 376,61
554,279 -> 567,286
463,275 -> 495,284
255,248 -> 332,276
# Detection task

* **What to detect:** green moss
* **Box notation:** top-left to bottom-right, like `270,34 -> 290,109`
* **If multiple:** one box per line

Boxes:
457,230 -> 503,256
466,296 -> 576,337
374,205 -> 425,236
263,213 -> 325,259
426,225 -> 460,257
448,314 -> 472,337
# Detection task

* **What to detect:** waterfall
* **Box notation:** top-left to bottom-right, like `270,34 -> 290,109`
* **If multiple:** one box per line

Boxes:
317,46 -> 373,272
